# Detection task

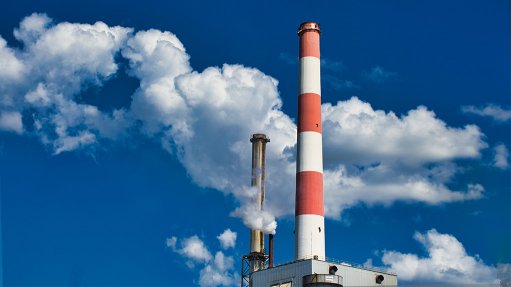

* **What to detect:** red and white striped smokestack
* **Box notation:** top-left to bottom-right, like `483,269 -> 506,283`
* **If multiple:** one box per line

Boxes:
295,22 -> 325,261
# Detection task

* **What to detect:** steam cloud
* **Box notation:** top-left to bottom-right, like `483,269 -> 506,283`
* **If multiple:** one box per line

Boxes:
230,186 -> 277,235
0,13 -> 490,234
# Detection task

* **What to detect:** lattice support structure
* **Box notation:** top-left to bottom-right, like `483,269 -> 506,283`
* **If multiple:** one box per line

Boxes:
241,252 -> 269,287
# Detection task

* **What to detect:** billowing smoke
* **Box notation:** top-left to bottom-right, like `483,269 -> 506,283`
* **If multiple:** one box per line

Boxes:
0,13 -> 489,234
230,186 -> 277,235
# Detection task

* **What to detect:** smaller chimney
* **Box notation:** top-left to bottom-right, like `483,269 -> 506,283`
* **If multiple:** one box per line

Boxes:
249,134 -> 270,272
241,134 -> 271,287
268,234 -> 274,268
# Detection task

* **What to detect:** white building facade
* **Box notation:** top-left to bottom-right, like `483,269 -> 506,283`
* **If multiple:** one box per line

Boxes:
251,259 -> 398,287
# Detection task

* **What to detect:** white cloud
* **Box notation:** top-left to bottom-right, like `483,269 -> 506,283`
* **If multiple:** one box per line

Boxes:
324,166 -> 484,219
122,29 -> 191,135
323,97 -> 486,167
0,14 -> 289,233
165,236 -> 177,249
28,88 -> 132,154
23,16 -> 131,95
53,130 -> 96,155
362,66 -> 397,83
0,14 -> 490,229
13,12 -> 51,45
199,252 -> 238,287
363,258 -> 373,268
172,235 -> 213,264
321,97 -> 486,218
0,111 -> 23,134
0,36 -> 26,114
167,235 -> 238,287
2,13 -> 502,286
0,13 -> 133,153
0,37 -> 24,83
170,64 -> 294,231
217,229 -> 237,250
494,144 -> 509,169
497,264 -> 511,286
381,229 -> 499,284
462,104 -> 511,122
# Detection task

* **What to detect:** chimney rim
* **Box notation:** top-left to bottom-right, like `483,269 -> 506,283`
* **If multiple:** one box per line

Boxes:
250,133 -> 270,143
297,22 -> 321,36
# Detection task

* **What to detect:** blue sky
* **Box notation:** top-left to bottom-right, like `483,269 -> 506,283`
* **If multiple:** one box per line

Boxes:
0,0 -> 509,286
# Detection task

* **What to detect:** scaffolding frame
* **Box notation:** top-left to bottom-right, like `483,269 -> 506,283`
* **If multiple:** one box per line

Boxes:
241,252 -> 269,287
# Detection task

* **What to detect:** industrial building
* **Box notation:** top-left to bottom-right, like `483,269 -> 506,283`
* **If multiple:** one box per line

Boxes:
242,22 -> 398,287
251,259 -> 397,287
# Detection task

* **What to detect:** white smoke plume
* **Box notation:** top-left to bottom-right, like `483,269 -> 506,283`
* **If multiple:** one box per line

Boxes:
230,186 -> 277,235
0,13 -> 490,233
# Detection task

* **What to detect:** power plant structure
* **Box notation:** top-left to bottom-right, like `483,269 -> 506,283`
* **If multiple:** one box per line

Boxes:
241,22 -> 398,287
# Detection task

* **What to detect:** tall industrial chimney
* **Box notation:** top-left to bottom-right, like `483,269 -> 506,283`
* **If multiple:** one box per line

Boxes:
295,22 -> 325,261
249,133 -> 270,271
246,22 -> 399,287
